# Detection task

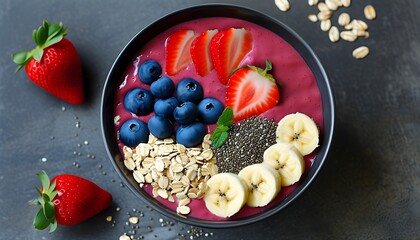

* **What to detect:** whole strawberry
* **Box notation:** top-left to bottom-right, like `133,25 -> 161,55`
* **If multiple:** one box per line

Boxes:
12,20 -> 84,104
33,171 -> 112,232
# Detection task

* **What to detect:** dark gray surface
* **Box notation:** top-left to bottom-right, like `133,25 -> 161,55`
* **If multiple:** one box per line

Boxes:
1,0 -> 419,239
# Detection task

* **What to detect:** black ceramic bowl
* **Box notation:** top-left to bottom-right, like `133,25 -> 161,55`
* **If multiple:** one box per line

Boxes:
101,4 -> 334,228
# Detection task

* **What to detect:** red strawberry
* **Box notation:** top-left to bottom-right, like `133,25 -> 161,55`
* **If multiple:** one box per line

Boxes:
32,171 -> 112,232
165,29 -> 196,76
12,20 -> 84,104
190,29 -> 218,76
226,61 -> 280,121
210,28 -> 253,84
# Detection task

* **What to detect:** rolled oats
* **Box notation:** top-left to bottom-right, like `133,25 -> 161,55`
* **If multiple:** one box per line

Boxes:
352,46 -> 369,59
338,13 -> 350,26
364,5 -> 376,20
121,134 -> 218,215
329,26 -> 340,42
320,19 -> 332,32
177,205 -> 191,215
275,0 -> 290,12
308,14 -> 318,23
308,0 -> 318,6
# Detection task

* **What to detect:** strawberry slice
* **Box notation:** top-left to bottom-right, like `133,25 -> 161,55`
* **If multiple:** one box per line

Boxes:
165,29 -> 196,76
190,29 -> 218,77
226,61 -> 279,121
210,28 -> 253,84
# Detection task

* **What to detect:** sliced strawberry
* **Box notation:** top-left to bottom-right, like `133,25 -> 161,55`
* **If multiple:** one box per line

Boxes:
190,29 -> 218,77
209,31 -> 224,79
226,61 -> 279,121
165,29 -> 196,76
210,28 -> 253,84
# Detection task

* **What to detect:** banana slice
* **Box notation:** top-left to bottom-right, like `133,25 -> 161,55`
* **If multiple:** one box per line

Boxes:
204,173 -> 249,218
276,112 -> 319,156
238,163 -> 281,207
263,142 -> 305,187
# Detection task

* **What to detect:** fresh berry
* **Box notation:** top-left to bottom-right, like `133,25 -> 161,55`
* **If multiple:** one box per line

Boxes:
175,78 -> 203,103
165,30 -> 195,76
173,102 -> 198,125
197,97 -> 224,124
176,122 -> 206,147
190,29 -> 218,76
32,171 -> 112,232
148,116 -> 174,139
154,97 -> 179,118
150,76 -> 175,99
119,119 -> 149,147
12,20 -> 84,104
138,60 -> 162,84
124,88 -> 154,116
210,28 -> 253,84
226,61 -> 279,121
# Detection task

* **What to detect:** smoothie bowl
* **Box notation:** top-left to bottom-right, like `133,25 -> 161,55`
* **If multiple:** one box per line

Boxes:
101,4 -> 334,228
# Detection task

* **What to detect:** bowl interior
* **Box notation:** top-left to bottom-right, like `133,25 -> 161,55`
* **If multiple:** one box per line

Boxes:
101,4 -> 334,228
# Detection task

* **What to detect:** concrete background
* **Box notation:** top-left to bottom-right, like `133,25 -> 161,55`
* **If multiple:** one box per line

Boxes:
1,0 -> 419,239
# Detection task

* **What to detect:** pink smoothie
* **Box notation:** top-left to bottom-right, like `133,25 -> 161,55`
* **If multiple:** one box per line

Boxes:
113,17 -> 323,220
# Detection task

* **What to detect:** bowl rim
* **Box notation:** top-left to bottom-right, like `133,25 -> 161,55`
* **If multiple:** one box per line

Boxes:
101,3 -> 335,228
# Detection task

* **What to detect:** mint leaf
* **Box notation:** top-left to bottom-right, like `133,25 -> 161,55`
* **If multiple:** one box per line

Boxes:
210,127 -> 223,142
211,107 -> 235,149
217,107 -> 233,127
212,131 -> 228,149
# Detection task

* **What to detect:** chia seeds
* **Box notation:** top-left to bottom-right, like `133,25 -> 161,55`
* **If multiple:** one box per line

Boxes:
213,116 -> 277,174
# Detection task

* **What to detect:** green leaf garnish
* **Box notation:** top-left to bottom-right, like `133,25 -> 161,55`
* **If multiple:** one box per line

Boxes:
32,171 -> 58,233
217,107 -> 234,127
212,131 -> 228,149
211,107 -> 234,149
12,19 -> 68,72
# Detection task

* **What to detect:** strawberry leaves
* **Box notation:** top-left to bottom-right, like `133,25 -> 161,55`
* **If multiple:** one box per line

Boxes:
33,171 -> 58,233
211,107 -> 233,148
247,60 -> 276,83
12,20 -> 67,72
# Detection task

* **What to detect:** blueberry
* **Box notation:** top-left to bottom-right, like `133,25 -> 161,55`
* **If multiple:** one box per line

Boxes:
154,97 -> 179,118
124,88 -> 154,116
150,76 -> 175,99
173,102 -> 198,125
119,119 -> 149,147
175,78 -> 203,103
138,60 -> 162,84
197,97 -> 224,124
148,116 -> 174,139
176,122 -> 206,147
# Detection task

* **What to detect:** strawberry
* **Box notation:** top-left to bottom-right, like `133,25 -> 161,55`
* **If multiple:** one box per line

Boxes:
32,171 -> 112,232
165,29 -> 196,76
210,28 -> 253,84
12,20 -> 84,104
226,61 -> 280,121
190,29 -> 218,77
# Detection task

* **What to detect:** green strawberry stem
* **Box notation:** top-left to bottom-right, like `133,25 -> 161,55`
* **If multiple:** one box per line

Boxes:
33,171 -> 58,233
12,20 -> 68,72
247,60 -> 276,83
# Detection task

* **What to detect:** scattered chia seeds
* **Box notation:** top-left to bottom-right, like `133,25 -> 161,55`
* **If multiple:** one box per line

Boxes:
213,116 -> 277,174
